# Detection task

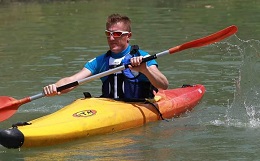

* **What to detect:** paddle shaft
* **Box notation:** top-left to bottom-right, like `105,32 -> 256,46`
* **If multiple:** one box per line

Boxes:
28,51 -> 166,101
9,25 -> 240,104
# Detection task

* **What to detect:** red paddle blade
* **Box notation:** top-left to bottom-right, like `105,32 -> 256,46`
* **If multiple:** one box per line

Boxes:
0,96 -> 21,122
169,25 -> 238,54
0,96 -> 31,122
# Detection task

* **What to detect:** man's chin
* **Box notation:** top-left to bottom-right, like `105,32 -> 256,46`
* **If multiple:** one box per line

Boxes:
110,47 -> 120,53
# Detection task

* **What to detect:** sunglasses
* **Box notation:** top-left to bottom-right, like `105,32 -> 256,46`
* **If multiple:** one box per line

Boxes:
105,30 -> 130,38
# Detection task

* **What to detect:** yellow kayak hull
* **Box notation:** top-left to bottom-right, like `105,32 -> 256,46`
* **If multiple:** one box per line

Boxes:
0,84 -> 205,149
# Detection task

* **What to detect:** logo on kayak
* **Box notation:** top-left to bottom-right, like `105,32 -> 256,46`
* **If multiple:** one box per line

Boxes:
73,110 -> 97,117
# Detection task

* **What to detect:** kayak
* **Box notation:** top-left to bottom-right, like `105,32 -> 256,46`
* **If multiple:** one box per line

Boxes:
0,84 -> 205,149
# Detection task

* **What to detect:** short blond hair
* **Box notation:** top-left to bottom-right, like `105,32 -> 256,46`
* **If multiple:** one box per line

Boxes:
106,14 -> 131,31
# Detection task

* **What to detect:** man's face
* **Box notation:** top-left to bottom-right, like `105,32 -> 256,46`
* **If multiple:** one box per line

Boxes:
106,22 -> 131,54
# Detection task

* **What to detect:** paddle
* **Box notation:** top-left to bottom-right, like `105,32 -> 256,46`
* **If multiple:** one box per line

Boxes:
0,25 -> 238,122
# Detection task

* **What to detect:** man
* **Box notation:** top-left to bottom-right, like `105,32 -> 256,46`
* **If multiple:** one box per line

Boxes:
44,14 -> 168,99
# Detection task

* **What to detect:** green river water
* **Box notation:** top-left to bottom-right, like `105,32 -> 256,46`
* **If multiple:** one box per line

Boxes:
0,0 -> 259,160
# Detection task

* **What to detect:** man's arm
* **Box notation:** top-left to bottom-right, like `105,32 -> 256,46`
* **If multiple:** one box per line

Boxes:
128,56 -> 169,90
43,68 -> 92,96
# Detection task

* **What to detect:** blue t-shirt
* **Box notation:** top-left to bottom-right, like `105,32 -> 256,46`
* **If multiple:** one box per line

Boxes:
84,45 -> 158,82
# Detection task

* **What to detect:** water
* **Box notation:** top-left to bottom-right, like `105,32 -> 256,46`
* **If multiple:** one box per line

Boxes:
0,0 -> 260,160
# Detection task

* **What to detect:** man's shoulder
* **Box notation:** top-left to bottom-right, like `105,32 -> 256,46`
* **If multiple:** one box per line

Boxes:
95,52 -> 108,60
86,53 -> 107,65
138,49 -> 149,56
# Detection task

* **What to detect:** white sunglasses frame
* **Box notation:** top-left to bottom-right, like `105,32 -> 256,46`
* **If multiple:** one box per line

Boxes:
105,30 -> 130,37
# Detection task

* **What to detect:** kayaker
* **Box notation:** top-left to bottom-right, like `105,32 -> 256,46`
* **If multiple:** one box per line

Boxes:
43,13 -> 169,99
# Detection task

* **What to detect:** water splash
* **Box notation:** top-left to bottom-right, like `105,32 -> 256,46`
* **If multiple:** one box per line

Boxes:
212,36 -> 260,128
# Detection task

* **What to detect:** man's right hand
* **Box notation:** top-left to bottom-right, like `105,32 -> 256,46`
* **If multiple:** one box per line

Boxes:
43,84 -> 60,96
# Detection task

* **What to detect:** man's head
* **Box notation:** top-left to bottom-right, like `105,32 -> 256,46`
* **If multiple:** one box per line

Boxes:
105,14 -> 132,54
106,14 -> 131,31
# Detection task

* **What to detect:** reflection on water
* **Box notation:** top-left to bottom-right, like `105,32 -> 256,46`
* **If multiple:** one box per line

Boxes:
22,137 -> 137,160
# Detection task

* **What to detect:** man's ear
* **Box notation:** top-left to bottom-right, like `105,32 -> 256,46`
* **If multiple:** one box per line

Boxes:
127,32 -> 132,38
126,32 -> 132,43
